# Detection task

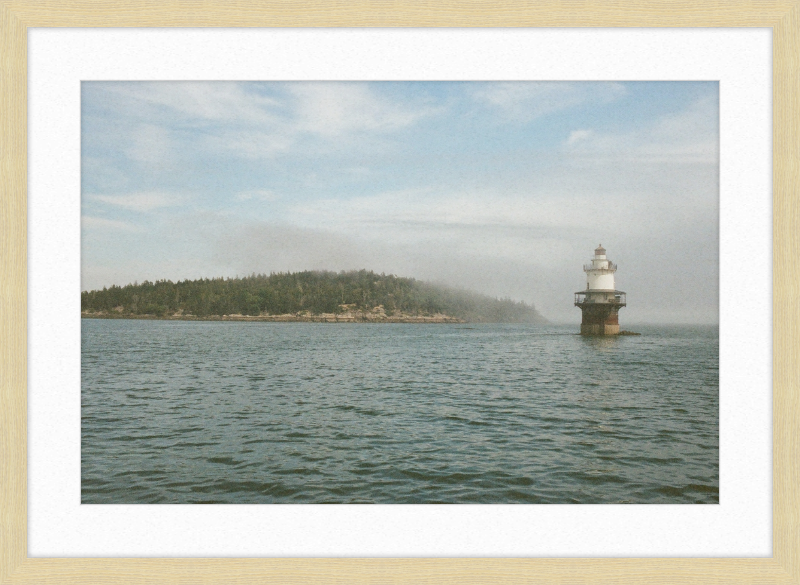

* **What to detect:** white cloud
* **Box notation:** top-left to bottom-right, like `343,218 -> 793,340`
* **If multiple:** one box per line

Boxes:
210,129 -> 294,159
81,156 -> 131,192
563,95 -> 719,164
345,166 -> 371,177
96,82 -> 438,162
126,124 -> 174,164
289,83 -> 438,137
81,216 -> 140,232
236,189 -> 278,202
91,192 -> 185,212
104,82 -> 281,125
472,82 -> 626,122
567,129 -> 593,145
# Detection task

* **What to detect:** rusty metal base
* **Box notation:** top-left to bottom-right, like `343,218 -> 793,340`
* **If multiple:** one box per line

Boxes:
578,303 -> 622,336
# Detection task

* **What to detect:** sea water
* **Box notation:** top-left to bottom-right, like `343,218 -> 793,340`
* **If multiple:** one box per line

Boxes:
81,319 -> 718,504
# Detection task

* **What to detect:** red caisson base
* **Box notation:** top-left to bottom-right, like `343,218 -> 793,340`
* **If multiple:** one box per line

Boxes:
578,303 -> 621,336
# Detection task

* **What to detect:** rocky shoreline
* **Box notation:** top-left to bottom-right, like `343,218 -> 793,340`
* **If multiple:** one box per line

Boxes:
81,308 -> 464,324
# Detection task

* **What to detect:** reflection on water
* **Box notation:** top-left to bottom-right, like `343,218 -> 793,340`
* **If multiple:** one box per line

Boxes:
580,334 -> 621,350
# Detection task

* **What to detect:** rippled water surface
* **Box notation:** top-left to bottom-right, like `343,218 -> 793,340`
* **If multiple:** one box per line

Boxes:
82,320 -> 718,503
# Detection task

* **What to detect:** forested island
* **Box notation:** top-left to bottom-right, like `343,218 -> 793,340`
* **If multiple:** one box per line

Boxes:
81,270 -> 546,324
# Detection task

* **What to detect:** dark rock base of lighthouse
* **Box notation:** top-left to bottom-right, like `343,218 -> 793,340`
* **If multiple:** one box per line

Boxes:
578,303 -> 621,336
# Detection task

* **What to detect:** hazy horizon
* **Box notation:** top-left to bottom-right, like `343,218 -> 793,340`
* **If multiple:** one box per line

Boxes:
81,81 -> 719,324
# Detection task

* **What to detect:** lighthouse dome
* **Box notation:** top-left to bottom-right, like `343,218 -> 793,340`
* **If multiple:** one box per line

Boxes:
595,244 -> 606,256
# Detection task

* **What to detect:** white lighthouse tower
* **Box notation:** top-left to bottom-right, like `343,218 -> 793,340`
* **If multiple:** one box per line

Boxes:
574,244 -> 627,335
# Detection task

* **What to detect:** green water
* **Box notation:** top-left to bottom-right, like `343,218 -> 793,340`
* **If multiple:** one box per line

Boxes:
81,320 -> 718,503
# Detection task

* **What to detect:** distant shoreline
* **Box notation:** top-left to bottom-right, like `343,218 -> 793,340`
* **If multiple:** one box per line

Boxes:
81,310 -> 465,324
80,270 -> 547,325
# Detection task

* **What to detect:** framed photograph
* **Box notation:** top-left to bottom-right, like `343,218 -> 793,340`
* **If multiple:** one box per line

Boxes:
2,2 -> 797,584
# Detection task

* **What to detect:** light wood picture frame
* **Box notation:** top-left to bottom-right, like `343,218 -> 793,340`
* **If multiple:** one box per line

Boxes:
1,1 -> 798,583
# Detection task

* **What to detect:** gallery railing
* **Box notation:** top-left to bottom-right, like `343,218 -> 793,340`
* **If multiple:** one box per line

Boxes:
583,262 -> 617,272
574,292 -> 626,306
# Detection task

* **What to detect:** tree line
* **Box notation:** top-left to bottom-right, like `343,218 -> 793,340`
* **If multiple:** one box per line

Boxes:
80,270 -> 546,323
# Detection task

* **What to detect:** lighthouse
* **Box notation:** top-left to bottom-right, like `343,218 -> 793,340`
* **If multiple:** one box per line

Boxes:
574,244 -> 627,335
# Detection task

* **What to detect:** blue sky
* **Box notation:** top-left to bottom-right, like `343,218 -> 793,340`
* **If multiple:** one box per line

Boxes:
81,81 -> 719,323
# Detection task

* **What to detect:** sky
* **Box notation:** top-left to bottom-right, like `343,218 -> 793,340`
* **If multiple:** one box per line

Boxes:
81,81 -> 719,324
